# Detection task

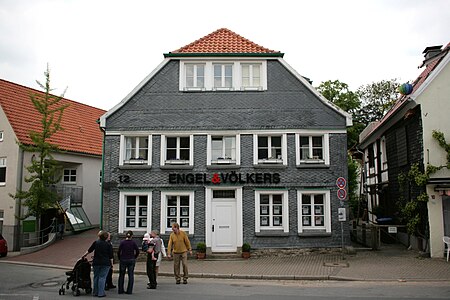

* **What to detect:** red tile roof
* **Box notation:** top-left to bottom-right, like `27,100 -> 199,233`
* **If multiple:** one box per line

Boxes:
0,79 -> 105,156
167,28 -> 282,55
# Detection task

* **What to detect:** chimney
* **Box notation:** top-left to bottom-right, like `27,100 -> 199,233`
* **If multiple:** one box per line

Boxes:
422,45 -> 443,66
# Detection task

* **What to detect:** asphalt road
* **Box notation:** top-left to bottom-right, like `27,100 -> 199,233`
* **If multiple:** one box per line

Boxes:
0,263 -> 449,299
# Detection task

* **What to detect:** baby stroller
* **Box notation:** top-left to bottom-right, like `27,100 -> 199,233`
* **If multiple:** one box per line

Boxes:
59,257 -> 92,296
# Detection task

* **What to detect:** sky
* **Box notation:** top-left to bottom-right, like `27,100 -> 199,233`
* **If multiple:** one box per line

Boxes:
1,0 -> 449,111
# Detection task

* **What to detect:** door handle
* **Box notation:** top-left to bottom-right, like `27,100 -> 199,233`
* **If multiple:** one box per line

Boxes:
212,225 -> 215,232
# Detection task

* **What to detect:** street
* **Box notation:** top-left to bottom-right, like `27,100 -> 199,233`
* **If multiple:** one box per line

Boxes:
0,264 -> 449,299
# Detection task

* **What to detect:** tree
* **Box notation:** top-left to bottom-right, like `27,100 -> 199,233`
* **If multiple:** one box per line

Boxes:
10,66 -> 69,231
355,79 -> 400,126
316,80 -> 363,150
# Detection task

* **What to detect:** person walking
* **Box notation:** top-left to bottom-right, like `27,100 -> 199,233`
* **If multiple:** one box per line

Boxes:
117,230 -> 139,295
167,223 -> 192,284
82,230 -> 113,298
105,233 -> 116,290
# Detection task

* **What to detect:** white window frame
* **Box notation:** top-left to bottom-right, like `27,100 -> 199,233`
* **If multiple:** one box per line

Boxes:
0,157 -> 6,186
160,135 -> 194,166
118,191 -> 152,233
184,63 -> 205,91
253,134 -> 287,165
206,134 -> 240,166
119,135 -> 152,166
240,63 -> 262,90
213,63 -> 234,90
62,168 -> 77,184
0,131 -> 3,142
295,133 -> 330,165
255,190 -> 289,233
297,190 -> 331,233
160,191 -> 195,235
179,60 -> 267,91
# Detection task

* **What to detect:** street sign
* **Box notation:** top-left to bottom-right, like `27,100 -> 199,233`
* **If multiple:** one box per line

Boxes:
338,207 -> 346,221
337,188 -> 347,200
336,177 -> 346,189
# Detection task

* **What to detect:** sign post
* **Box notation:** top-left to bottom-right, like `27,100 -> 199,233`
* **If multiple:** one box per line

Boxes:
336,177 -> 347,260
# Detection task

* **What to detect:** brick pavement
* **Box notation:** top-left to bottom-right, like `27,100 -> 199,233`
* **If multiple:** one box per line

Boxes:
2,229 -> 450,282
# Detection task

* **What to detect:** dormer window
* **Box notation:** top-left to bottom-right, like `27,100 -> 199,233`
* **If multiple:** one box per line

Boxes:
179,61 -> 267,91
213,64 -> 233,89
185,64 -> 205,90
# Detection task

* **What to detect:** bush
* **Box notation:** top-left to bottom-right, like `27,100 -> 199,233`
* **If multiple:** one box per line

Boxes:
242,242 -> 251,252
196,242 -> 206,253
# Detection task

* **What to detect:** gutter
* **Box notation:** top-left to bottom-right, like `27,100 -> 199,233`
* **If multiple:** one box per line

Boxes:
97,119 -> 106,230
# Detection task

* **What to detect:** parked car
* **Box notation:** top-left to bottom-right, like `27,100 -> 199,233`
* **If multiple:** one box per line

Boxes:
0,234 -> 8,257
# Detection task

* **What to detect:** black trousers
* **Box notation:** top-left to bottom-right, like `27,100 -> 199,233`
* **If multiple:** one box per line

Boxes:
146,257 -> 157,288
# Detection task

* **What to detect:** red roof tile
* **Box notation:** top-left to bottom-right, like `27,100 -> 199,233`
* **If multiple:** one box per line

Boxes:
0,79 -> 105,156
169,28 -> 281,55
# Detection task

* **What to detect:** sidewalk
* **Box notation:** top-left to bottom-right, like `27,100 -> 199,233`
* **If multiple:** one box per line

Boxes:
2,228 -> 450,282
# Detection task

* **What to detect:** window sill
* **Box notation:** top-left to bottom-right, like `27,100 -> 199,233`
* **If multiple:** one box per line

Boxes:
206,164 -> 240,170
183,87 -> 206,92
240,86 -> 263,91
255,230 -> 289,237
160,165 -> 194,170
296,164 -> 329,169
253,164 -> 287,169
298,231 -> 331,237
119,165 -> 151,170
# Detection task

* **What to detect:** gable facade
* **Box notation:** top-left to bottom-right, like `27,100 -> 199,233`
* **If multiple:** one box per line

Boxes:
101,29 -> 351,252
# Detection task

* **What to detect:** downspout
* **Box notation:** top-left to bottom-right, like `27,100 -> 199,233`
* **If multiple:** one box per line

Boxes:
98,120 -> 106,230
15,148 -> 24,250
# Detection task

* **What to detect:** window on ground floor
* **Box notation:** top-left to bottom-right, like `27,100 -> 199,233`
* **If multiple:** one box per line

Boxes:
0,157 -> 6,185
160,191 -> 194,234
118,192 -> 152,233
297,190 -> 331,233
255,190 -> 289,233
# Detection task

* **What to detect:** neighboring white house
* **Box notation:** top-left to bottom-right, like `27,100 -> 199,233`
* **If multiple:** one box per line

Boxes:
0,79 -> 105,251
359,44 -> 450,258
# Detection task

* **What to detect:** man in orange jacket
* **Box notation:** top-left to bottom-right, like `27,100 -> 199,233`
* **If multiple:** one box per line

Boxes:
167,222 -> 192,284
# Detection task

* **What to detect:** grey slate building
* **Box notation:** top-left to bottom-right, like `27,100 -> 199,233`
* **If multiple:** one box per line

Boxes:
99,28 -> 352,252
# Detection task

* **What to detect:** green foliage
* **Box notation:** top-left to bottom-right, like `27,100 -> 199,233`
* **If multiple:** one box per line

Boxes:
242,242 -> 251,252
196,242 -> 206,253
347,154 -> 360,217
9,66 -> 69,220
355,79 -> 400,126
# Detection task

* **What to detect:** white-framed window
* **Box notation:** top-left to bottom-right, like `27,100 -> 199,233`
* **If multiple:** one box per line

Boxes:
241,63 -> 261,89
213,63 -> 233,89
185,63 -> 205,90
255,190 -> 289,233
118,191 -> 152,233
253,134 -> 287,165
161,135 -> 193,166
207,134 -> 240,165
0,131 -> 3,142
119,135 -> 151,166
179,61 -> 267,91
0,158 -> 5,185
297,190 -> 331,233
295,133 -> 330,165
62,169 -> 77,184
160,191 -> 194,234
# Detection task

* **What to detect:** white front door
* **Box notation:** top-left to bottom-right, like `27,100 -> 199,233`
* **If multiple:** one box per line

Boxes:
211,192 -> 237,252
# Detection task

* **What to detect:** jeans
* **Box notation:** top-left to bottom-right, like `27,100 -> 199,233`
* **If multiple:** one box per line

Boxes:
93,265 -> 110,297
118,259 -> 136,294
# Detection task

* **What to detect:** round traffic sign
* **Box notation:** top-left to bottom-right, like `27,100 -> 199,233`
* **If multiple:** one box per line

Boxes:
337,188 -> 347,200
336,177 -> 346,189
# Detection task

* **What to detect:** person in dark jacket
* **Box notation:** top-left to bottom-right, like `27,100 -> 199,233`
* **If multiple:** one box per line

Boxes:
82,230 -> 113,298
117,230 -> 139,295
105,232 -> 116,290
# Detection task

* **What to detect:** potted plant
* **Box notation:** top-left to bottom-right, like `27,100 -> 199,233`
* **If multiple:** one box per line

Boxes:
196,242 -> 206,259
242,242 -> 251,258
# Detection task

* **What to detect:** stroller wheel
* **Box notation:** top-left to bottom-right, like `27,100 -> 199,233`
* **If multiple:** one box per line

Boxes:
58,289 -> 62,295
71,285 -> 75,291
75,289 -> 81,296
86,287 -> 92,294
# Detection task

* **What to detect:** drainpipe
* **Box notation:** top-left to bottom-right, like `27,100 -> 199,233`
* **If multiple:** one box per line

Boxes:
98,120 -> 106,230
15,148 -> 24,250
